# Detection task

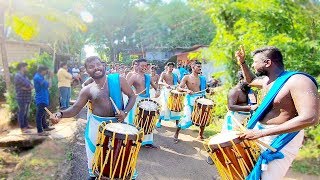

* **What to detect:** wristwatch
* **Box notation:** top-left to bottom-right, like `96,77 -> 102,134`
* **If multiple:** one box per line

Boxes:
124,111 -> 128,115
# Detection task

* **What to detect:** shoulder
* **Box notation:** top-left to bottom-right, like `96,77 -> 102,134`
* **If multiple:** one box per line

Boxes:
287,74 -> 318,89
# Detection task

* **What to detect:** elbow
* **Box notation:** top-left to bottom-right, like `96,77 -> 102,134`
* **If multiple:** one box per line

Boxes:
302,115 -> 319,127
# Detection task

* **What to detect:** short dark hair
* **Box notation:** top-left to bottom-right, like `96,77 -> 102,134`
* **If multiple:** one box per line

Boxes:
132,60 -> 137,66
252,46 -> 284,68
84,56 -> 102,68
237,71 -> 244,81
38,65 -> 48,73
136,58 -> 147,64
17,62 -> 28,70
60,62 -> 67,68
166,62 -> 175,67
192,60 -> 202,66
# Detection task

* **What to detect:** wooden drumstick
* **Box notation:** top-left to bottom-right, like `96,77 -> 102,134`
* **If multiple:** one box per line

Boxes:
44,107 -> 54,117
231,117 -> 277,152
110,97 -> 120,114
135,88 -> 146,95
192,88 -> 208,95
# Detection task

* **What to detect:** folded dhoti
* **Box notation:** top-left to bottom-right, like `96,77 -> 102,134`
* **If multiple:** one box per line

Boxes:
221,111 -> 251,132
85,113 -> 117,177
178,93 -> 203,129
254,123 -> 304,179
160,87 -> 181,121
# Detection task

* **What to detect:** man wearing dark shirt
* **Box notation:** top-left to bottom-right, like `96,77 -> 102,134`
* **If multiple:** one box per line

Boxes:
33,66 -> 54,136
14,63 -> 33,133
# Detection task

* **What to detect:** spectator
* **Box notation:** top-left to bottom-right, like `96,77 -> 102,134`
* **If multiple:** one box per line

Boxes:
80,66 -> 89,84
57,62 -> 72,110
14,63 -> 33,134
33,66 -> 55,136
72,65 -> 81,85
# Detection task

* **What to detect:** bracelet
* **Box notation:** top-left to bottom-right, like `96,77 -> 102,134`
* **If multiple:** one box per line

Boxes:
59,111 -> 63,118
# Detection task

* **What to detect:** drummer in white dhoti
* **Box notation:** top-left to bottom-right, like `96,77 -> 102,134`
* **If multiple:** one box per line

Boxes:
174,61 -> 207,143
222,71 -> 258,131
126,58 -> 160,149
50,56 -> 137,179
157,62 -> 181,128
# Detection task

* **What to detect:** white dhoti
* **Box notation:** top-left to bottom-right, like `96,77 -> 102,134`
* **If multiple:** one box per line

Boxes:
256,123 -> 304,180
178,94 -> 203,129
125,95 -> 154,145
85,113 -> 117,177
221,111 -> 251,132
160,87 -> 181,121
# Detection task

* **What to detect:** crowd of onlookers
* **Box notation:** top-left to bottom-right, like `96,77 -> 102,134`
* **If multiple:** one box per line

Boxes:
14,60 -> 220,136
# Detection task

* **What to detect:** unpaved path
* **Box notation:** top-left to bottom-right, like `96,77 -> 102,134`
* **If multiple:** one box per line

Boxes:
66,109 -> 218,180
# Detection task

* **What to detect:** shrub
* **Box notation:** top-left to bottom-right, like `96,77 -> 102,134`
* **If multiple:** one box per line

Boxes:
0,75 -> 6,100
6,53 -> 55,123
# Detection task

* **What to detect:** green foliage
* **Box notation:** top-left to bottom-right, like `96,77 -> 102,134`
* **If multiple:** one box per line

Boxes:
210,84 -> 232,121
191,0 -> 320,83
0,76 -> 6,99
6,53 -> 55,122
292,126 -> 320,175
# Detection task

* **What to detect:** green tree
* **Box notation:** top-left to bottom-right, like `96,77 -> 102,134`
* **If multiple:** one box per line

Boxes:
191,0 -> 320,83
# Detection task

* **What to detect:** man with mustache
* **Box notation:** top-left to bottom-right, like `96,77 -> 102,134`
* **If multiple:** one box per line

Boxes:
174,61 -> 207,143
236,46 -> 319,179
50,56 -> 136,179
126,58 -> 160,148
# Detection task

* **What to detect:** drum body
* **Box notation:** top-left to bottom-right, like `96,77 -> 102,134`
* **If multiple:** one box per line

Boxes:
92,122 -> 144,180
167,90 -> 185,112
205,132 -> 261,180
134,99 -> 160,134
191,97 -> 214,127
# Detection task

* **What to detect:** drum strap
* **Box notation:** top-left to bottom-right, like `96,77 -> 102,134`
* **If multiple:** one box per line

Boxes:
246,71 -> 318,180
173,73 -> 178,85
108,73 -> 124,112
139,74 -> 151,98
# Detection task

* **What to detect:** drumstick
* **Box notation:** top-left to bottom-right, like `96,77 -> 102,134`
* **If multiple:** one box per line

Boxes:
231,117 -> 277,152
110,97 -> 120,114
44,107 -> 54,117
192,88 -> 207,94
135,88 -> 147,95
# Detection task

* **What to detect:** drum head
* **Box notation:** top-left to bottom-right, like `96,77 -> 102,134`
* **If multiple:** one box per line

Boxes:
138,99 -> 159,111
197,98 -> 214,105
208,131 -> 241,148
105,123 -> 138,135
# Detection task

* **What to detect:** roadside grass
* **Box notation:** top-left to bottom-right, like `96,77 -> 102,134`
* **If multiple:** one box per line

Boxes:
10,140 -> 68,180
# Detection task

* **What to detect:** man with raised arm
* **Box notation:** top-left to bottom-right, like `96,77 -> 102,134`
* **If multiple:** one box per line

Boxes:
126,58 -> 160,148
157,62 -> 180,128
236,46 -> 319,179
50,56 -> 136,179
174,61 -> 207,143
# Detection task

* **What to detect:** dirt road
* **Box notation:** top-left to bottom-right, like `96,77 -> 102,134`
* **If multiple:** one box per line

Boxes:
67,114 -> 219,180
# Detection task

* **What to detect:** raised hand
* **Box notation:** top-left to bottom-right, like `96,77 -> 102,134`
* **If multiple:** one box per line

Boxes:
235,45 -> 246,65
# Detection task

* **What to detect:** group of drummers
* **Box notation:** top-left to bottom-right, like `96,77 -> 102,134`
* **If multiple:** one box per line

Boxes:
49,46 -> 319,180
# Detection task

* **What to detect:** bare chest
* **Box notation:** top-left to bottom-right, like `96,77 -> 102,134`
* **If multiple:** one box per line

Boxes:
164,74 -> 174,85
186,77 -> 200,91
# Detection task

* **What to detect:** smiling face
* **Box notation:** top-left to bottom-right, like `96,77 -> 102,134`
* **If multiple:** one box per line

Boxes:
85,58 -> 106,79
192,63 -> 202,74
137,61 -> 148,73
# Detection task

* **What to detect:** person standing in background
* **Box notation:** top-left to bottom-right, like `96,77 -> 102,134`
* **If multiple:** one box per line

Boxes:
14,63 -> 33,134
57,62 -> 73,110
33,66 -> 55,136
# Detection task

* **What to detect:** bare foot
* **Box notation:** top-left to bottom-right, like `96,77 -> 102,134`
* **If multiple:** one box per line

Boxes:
196,136 -> 204,141
173,134 -> 179,144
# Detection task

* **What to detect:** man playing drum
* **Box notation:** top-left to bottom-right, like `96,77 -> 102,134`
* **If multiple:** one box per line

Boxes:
157,62 -> 181,128
236,46 -> 319,179
126,58 -> 160,148
126,59 -> 138,80
150,65 -> 160,100
222,71 -> 258,131
50,56 -> 137,179
174,61 -> 207,143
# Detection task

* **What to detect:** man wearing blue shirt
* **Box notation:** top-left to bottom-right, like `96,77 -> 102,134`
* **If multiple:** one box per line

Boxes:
33,66 -> 54,136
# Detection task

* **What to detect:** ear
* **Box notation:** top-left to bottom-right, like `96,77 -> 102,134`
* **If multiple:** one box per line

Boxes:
265,59 -> 272,68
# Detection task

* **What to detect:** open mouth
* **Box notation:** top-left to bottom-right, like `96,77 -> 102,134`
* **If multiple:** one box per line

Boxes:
94,70 -> 102,75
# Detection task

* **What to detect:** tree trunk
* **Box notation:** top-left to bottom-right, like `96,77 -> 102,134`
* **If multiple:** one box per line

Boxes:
0,7 -> 11,89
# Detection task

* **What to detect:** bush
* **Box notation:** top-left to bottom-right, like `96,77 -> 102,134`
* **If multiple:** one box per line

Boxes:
6,53 -> 56,123
208,83 -> 232,121
0,75 -> 6,100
